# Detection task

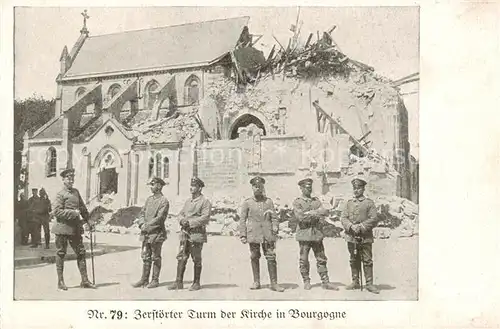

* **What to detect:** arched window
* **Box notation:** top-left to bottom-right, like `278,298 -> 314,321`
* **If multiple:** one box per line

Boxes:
163,157 -> 169,179
184,75 -> 200,105
155,153 -> 162,178
144,80 -> 160,110
75,87 -> 87,100
148,157 -> 155,178
46,147 -> 57,177
108,84 -> 122,99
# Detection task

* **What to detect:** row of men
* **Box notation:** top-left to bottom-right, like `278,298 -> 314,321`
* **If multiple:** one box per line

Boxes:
51,168 -> 380,294
16,188 -> 52,249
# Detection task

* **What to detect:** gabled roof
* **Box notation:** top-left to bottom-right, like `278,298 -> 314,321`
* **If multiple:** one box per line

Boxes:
63,16 -> 249,80
30,117 -> 63,140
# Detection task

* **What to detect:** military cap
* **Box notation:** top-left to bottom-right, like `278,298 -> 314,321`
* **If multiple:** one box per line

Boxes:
351,177 -> 367,186
191,177 -> 205,188
31,188 -> 38,191
298,178 -> 313,186
249,176 -> 265,186
149,177 -> 166,186
60,168 -> 75,178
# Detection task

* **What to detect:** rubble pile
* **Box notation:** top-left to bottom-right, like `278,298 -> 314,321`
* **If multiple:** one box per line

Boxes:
373,195 -> 419,238
133,111 -> 200,144
210,197 -> 241,236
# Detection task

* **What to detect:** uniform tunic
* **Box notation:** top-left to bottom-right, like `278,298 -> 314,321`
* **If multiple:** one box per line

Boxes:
340,196 -> 378,243
238,197 -> 278,243
178,194 -> 211,243
292,196 -> 329,242
52,187 -> 89,236
137,193 -> 170,244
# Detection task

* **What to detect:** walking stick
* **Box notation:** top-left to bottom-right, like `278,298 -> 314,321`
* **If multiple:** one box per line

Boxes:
89,224 -> 96,285
355,236 -> 363,291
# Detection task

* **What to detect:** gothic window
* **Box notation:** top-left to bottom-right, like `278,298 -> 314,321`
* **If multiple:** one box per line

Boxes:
163,157 -> 169,179
148,157 -> 155,178
184,75 -> 200,105
75,87 -> 87,100
144,80 -> 160,110
46,147 -> 57,177
108,84 -> 122,99
155,153 -> 162,177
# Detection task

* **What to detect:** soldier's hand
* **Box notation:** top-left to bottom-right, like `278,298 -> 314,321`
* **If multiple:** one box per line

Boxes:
240,236 -> 247,244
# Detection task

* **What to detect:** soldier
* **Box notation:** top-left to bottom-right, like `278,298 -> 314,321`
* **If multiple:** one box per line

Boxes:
132,177 -> 169,289
239,176 -> 284,292
52,168 -> 96,290
16,192 -> 29,245
38,188 -> 52,249
292,178 -> 338,290
27,188 -> 42,248
168,177 -> 211,291
340,177 -> 380,294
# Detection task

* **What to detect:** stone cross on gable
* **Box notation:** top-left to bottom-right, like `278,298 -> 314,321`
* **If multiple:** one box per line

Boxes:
81,9 -> 90,31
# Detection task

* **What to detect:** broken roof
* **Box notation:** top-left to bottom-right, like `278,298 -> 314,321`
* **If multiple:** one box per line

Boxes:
63,16 -> 249,80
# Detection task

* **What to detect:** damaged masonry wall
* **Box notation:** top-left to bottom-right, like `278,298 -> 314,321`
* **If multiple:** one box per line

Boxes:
200,59 -> 412,204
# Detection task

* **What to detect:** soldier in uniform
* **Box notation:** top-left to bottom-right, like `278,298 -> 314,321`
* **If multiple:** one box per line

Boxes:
132,177 -> 170,289
292,178 -> 337,290
239,176 -> 285,292
27,188 -> 42,248
168,177 -> 211,291
16,192 -> 29,245
52,168 -> 96,290
340,177 -> 380,294
38,188 -> 52,249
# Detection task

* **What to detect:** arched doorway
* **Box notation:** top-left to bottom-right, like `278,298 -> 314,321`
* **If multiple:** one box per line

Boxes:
229,114 -> 266,140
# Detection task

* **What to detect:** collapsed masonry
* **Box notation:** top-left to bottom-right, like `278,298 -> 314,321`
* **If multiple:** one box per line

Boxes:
83,23 -> 417,237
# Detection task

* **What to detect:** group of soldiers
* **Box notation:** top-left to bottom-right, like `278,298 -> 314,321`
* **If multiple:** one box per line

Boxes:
49,167 -> 380,294
16,187 -> 52,249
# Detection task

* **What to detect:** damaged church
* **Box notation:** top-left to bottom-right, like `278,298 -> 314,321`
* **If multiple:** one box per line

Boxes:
23,15 -> 418,209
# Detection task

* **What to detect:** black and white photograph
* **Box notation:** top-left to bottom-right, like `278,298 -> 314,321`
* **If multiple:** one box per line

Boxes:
12,6 -> 419,301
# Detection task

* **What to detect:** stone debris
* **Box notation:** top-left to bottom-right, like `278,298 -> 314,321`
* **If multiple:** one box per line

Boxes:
93,194 -> 418,239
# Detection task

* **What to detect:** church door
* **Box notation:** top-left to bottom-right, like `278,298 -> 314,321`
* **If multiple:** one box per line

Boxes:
99,167 -> 118,196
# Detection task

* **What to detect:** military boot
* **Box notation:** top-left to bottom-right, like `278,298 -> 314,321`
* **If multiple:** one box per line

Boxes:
268,261 -> 285,292
320,272 -> 338,290
56,257 -> 67,291
77,258 -> 97,289
250,258 -> 261,290
345,265 -> 361,290
168,261 -> 186,290
189,265 -> 202,291
132,262 -> 151,288
147,260 -> 161,289
303,280 -> 312,290
364,265 -> 379,294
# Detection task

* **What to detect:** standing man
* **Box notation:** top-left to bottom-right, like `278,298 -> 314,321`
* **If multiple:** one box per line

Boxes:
39,188 -> 52,249
16,192 -> 29,245
168,177 -> 211,291
239,176 -> 284,292
292,178 -> 337,290
132,177 -> 169,289
340,177 -> 380,294
27,188 -> 42,248
52,168 -> 96,291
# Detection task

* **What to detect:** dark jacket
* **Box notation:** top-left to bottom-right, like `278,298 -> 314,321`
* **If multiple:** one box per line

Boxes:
340,196 -> 378,243
293,196 -> 329,242
52,187 -> 89,236
239,196 -> 278,243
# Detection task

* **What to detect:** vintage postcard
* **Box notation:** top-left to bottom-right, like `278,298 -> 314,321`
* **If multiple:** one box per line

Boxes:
1,3 -> 498,329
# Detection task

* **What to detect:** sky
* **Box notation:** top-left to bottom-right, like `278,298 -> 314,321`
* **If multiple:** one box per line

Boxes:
14,6 -> 419,100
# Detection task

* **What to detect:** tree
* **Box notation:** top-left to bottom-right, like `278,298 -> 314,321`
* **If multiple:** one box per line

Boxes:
14,95 -> 55,198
